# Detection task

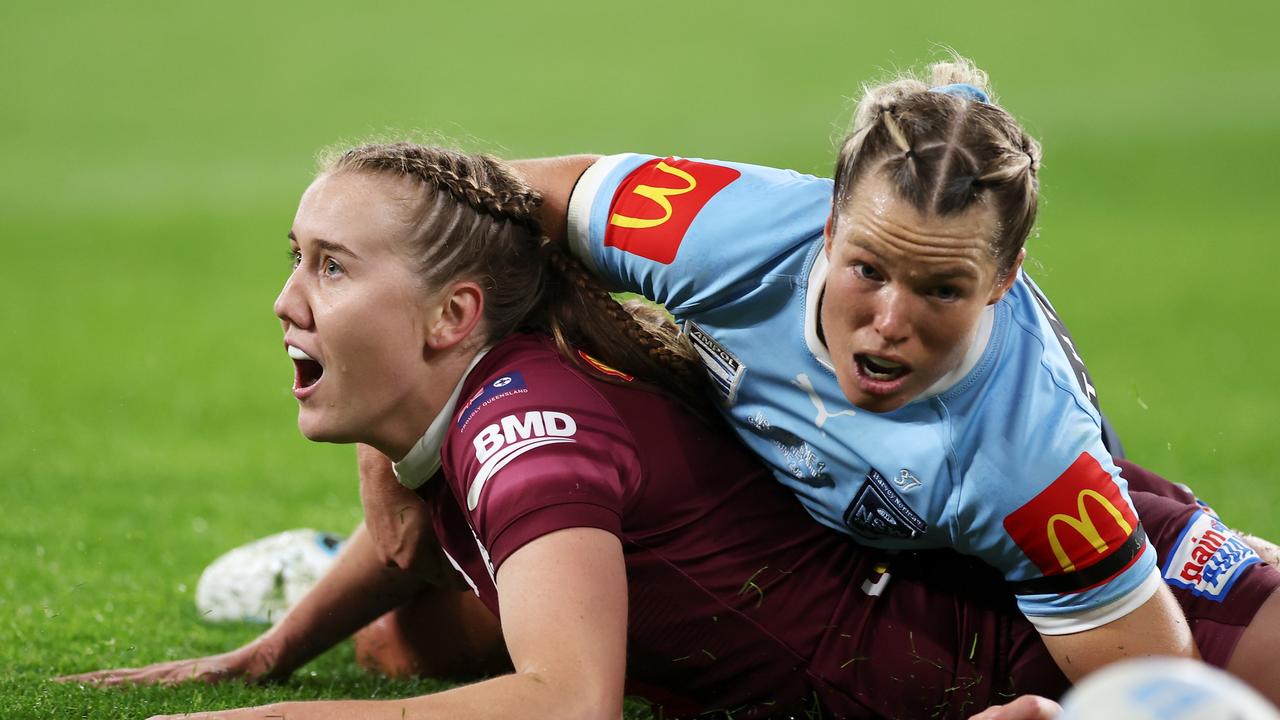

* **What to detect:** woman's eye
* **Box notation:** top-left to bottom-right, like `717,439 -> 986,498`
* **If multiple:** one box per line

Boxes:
931,285 -> 959,301
289,249 -> 302,269
323,258 -> 344,277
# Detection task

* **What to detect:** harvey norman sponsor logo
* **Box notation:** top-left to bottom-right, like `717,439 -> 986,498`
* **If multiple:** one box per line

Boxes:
467,411 -> 577,510
1162,509 -> 1260,602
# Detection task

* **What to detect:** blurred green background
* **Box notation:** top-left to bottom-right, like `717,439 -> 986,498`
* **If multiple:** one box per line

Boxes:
3,1 -> 1278,717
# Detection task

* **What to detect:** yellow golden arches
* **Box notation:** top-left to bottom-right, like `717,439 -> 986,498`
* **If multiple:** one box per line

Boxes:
609,161 -> 698,230
1045,490 -> 1135,573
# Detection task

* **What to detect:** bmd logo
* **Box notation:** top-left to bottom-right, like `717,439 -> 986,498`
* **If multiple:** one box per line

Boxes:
467,411 -> 577,510
604,158 -> 740,264
1004,453 -> 1140,576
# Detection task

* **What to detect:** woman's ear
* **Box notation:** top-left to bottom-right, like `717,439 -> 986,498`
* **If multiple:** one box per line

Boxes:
425,280 -> 485,350
989,249 -> 1026,305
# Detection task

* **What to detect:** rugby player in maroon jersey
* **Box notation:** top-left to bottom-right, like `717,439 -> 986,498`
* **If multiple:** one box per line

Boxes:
59,144 -> 1280,719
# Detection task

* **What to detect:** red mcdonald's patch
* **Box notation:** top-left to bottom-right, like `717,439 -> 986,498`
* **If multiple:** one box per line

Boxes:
1003,453 -> 1140,577
604,158 -> 740,264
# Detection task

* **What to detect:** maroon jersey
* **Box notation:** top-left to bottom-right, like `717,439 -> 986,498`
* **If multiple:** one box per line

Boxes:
419,334 -> 1277,719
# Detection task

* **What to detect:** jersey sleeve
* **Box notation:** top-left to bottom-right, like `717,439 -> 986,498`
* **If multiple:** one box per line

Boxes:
955,399 -> 1161,635
565,153 -> 832,316
443,361 -> 643,571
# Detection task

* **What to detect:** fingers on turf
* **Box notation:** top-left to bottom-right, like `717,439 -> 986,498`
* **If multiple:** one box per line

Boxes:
52,669 -> 132,685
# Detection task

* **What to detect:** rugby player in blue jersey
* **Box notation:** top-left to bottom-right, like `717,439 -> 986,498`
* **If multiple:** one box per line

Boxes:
381,57 -> 1280,697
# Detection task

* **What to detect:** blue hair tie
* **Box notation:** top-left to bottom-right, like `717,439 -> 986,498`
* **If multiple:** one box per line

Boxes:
930,83 -> 990,104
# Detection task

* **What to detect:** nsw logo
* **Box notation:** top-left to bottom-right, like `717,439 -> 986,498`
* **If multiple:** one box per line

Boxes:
1162,509 -> 1259,602
467,410 -> 577,510
843,469 -> 928,540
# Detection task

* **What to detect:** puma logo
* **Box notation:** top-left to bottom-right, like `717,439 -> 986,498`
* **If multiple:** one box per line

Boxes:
793,373 -> 856,429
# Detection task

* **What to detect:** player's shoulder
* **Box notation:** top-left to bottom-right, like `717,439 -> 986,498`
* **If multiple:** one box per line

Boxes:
1002,275 -> 1098,400
571,153 -> 831,257
451,334 -> 612,435
443,335 -> 642,504
567,153 -> 832,315
580,153 -> 831,202
972,277 -> 1103,445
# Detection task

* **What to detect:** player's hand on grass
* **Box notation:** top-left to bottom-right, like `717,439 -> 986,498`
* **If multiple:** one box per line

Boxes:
55,642 -> 286,687
146,702 -> 290,720
968,694 -> 1062,720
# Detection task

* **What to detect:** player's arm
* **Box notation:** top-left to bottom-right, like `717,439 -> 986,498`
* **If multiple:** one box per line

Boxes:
510,156 -> 599,245
358,442 -> 446,574
1039,582 -> 1197,681
60,523 -> 433,687
967,695 -> 1063,720
988,445 -> 1199,682
146,527 -> 629,720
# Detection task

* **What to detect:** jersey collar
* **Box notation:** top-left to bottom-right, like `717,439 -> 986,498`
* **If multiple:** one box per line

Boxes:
803,242 -> 995,402
919,306 -> 994,400
803,243 -> 836,372
393,347 -> 491,490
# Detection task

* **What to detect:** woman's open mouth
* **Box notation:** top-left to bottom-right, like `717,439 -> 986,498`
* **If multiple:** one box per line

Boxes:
288,345 -> 325,399
854,353 -> 911,395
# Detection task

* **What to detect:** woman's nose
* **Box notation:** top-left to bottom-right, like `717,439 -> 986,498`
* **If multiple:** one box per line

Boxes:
274,270 -> 313,330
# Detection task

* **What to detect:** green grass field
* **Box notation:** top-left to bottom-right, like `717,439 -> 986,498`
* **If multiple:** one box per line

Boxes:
3,1 -> 1279,717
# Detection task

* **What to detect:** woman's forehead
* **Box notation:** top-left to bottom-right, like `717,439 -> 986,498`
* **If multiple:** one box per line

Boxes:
292,173 -> 418,253
837,176 -> 997,273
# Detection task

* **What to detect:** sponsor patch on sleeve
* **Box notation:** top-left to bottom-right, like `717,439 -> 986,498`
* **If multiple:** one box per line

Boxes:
684,321 -> 745,405
1161,509 -> 1260,602
604,157 -> 740,264
1003,452 -> 1144,593
843,469 -> 928,540
467,410 -> 577,510
457,371 -> 529,430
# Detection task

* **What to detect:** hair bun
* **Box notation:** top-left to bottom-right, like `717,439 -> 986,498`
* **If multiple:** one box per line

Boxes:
928,58 -> 991,97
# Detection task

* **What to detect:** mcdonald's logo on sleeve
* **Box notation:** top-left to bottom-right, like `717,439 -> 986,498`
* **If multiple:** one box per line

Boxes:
603,158 -> 741,264
1003,452 -> 1143,587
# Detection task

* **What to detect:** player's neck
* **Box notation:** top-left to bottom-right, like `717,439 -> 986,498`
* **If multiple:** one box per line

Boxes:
369,343 -> 486,462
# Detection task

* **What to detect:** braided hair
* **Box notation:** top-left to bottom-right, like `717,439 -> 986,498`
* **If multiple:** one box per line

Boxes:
833,57 -> 1041,279
327,143 -> 713,417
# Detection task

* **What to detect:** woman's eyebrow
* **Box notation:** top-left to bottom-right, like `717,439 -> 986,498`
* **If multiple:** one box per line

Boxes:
286,232 -> 361,260
925,265 -> 980,281
315,238 -> 361,260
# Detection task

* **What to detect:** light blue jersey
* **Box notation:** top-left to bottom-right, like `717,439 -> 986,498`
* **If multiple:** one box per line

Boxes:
567,154 -> 1160,632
